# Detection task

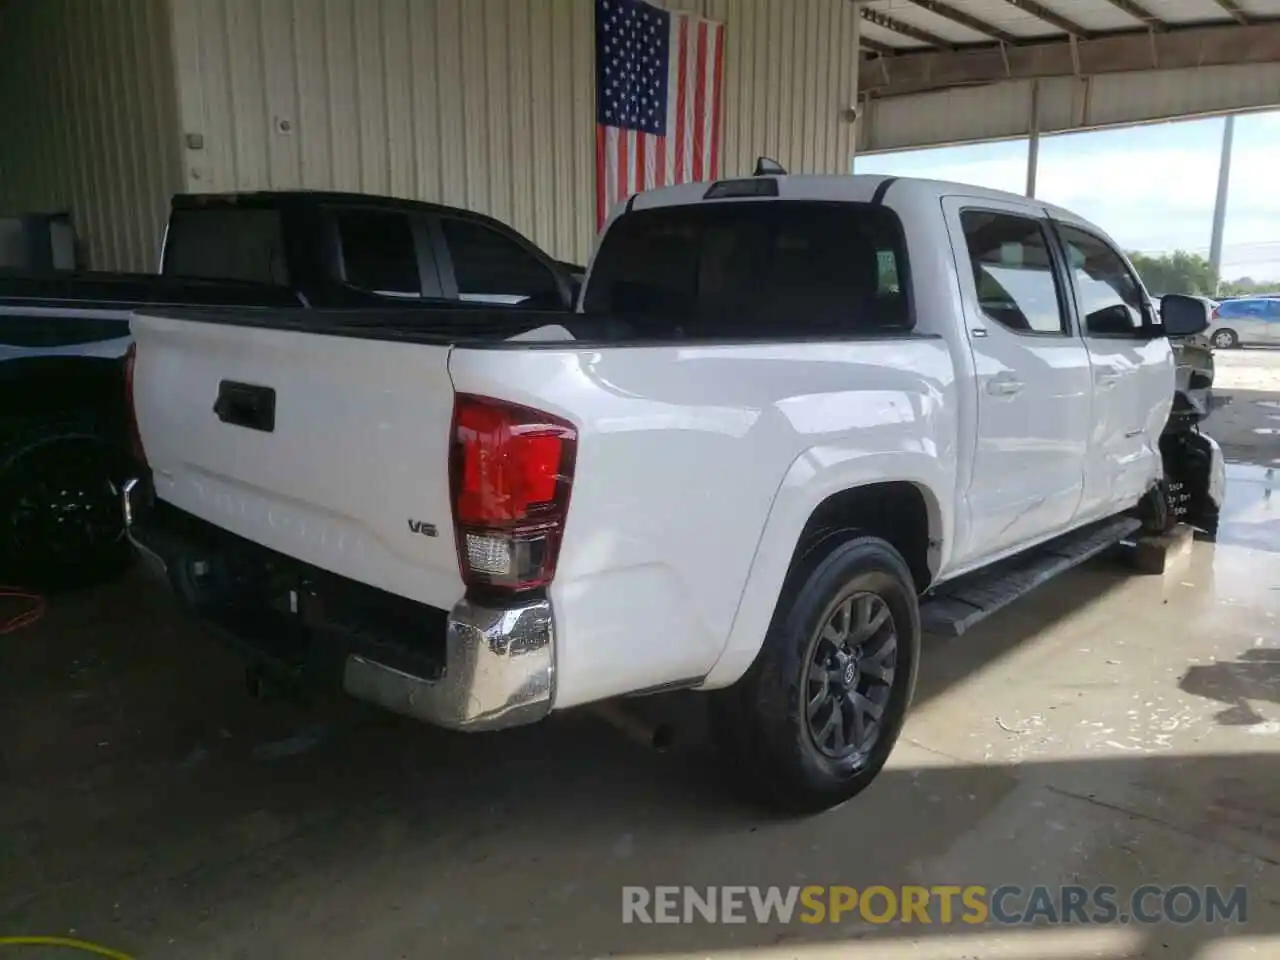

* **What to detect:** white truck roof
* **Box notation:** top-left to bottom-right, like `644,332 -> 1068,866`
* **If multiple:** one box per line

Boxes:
619,172 -> 1112,258
626,173 -> 1090,229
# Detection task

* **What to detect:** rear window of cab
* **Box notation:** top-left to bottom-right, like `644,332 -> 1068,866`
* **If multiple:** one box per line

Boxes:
582,201 -> 912,339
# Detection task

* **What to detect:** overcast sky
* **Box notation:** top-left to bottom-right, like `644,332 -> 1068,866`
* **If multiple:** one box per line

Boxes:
854,109 -> 1280,282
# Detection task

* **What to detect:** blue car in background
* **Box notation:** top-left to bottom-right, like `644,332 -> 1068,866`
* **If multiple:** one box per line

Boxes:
1207,296 -> 1280,349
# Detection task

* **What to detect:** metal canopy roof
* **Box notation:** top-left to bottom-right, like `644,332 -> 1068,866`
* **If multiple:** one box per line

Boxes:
857,0 -> 1280,99
858,0 -> 1279,53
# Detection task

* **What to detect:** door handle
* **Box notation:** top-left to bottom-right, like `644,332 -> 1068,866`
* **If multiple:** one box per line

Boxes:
986,377 -> 1024,397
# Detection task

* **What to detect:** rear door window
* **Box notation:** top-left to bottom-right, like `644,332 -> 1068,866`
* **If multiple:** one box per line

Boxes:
439,217 -> 563,306
582,201 -> 910,337
163,208 -> 288,285
334,209 -> 423,297
959,210 -> 1067,335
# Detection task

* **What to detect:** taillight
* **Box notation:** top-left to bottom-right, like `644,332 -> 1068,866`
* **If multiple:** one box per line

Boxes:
1211,306 -> 1220,319
123,342 -> 148,466
449,394 -> 577,593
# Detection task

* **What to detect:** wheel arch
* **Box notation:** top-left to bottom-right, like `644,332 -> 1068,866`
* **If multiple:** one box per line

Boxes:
0,355 -> 129,437
701,451 -> 947,690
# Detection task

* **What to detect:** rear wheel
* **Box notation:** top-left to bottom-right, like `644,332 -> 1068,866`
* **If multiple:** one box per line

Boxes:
0,416 -> 132,589
1211,328 -> 1238,349
710,534 -> 920,814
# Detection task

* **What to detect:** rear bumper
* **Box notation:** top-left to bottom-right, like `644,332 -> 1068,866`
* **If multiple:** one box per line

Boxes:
121,477 -> 555,731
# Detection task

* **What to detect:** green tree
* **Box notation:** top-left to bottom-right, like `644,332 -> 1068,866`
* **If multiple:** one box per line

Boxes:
1220,276 -> 1280,296
1126,250 -> 1218,296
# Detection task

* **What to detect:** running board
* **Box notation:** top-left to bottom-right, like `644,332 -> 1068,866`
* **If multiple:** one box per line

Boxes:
920,516 -> 1142,637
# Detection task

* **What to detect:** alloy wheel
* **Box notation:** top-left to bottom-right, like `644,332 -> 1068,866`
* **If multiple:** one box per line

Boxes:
803,591 -> 898,762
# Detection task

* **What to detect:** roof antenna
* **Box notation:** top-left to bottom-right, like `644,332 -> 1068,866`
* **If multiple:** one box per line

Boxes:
753,156 -> 787,176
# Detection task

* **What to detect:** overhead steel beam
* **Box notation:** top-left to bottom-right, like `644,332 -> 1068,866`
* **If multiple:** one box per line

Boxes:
1211,0 -> 1251,24
1100,0 -> 1168,30
1002,0 -> 1090,37
861,7 -> 955,49
858,20 -> 1280,97
902,0 -> 1022,45
860,36 -> 898,56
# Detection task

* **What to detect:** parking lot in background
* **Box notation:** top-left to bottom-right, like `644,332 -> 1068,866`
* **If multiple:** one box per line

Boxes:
1208,348 -> 1280,465
2,350 -> 1277,960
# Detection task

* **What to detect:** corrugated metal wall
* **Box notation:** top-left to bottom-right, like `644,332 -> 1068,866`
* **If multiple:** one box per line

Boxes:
168,0 -> 861,263
669,0 -> 861,180
0,0 -> 183,271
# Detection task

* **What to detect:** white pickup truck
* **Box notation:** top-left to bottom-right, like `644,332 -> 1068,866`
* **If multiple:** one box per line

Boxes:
123,172 -> 1217,812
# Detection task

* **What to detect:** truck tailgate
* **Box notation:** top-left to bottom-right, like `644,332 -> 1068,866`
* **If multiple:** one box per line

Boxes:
129,312 -> 465,610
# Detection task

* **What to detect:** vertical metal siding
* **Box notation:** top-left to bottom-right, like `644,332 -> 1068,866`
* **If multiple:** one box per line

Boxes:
0,0 -> 183,271
675,0 -> 860,180
171,0 -> 600,261
169,0 -> 860,263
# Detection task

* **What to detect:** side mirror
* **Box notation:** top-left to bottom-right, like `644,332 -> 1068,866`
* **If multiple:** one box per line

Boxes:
1161,293 -> 1211,337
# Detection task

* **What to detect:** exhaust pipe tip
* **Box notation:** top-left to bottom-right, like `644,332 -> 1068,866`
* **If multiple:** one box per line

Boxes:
651,722 -> 675,752
589,700 -> 675,752
245,666 -> 265,700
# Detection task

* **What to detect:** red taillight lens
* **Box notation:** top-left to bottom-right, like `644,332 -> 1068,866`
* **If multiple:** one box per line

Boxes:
1211,306 -> 1220,319
123,342 -> 148,466
450,394 -> 577,592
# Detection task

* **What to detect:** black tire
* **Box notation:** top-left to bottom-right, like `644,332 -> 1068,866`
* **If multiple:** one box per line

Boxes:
710,533 -> 920,815
0,414 -> 133,589
1211,328 -> 1238,349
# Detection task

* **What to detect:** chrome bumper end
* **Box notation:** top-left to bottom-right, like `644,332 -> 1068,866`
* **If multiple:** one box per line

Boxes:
342,598 -> 555,732
122,475 -> 554,733
122,476 -> 170,582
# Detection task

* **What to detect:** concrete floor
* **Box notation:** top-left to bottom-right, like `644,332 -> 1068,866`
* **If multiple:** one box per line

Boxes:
3,354 -> 1279,960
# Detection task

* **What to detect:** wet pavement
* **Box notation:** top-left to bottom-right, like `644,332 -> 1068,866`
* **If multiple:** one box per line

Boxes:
2,355 -> 1279,960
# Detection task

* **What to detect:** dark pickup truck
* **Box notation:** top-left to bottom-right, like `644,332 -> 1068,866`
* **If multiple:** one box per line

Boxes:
1,191 -> 578,586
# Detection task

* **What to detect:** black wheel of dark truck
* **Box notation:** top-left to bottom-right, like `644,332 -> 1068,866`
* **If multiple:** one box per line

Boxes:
0,415 -> 133,589
710,534 -> 920,814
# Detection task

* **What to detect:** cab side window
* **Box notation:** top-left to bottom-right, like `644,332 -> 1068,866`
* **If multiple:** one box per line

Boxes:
959,210 -> 1067,335
334,209 -> 422,298
1056,225 -> 1150,337
439,218 -> 563,307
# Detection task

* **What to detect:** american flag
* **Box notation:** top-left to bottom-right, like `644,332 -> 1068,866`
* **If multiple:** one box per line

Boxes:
594,0 -> 725,228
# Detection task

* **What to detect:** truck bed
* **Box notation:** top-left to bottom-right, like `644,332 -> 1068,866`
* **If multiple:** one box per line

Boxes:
0,270 -> 303,311
129,304 -> 956,707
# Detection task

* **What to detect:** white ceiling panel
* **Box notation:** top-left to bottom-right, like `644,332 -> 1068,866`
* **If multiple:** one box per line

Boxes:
866,1 -> 1001,43
860,18 -> 932,48
1034,0 -> 1147,31
932,0 -> 1064,36
1132,0 -> 1235,23
861,0 -> 1268,51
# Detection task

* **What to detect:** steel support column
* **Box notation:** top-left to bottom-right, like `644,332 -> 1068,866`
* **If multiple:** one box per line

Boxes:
1209,114 -> 1236,284
1026,81 -> 1041,198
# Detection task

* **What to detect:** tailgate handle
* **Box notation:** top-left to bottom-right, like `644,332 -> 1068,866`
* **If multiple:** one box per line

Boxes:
214,381 -> 276,432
